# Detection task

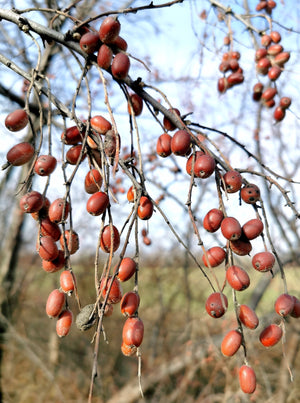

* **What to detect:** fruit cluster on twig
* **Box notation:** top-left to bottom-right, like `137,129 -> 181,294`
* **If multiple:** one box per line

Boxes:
253,30 -> 291,121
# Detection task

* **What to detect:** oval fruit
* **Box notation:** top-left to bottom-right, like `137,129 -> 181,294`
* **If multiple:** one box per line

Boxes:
218,77 -> 228,93
186,151 -> 205,175
86,191 -> 109,216
279,97 -> 291,110
61,126 -> 83,145
117,257 -> 137,282
127,186 -> 135,203
270,31 -> 281,43
274,293 -> 295,317
240,184 -> 260,204
100,276 -> 122,304
99,16 -> 121,44
156,133 -> 172,158
170,130 -> 191,156
205,292 -> 228,318
60,230 -> 79,255
40,217 -> 61,241
221,329 -> 242,356
226,265 -> 250,291
37,236 -> 59,261
222,170 -> 243,193
80,32 -> 100,54
163,108 -> 180,131
242,218 -> 263,240
6,142 -> 35,166
56,309 -> 73,337
202,246 -> 226,268
122,317 -> 144,347
60,270 -> 75,295
221,217 -> 242,241
203,208 -> 224,233
120,291 -> 140,317
137,196 -> 153,220
238,304 -> 259,329
239,365 -> 256,394
274,106 -> 285,122
5,109 -> 29,131
90,115 -> 112,134
256,57 -> 271,75
42,250 -> 66,273
227,72 -> 244,87
20,190 -> 44,213
66,144 -> 86,165
229,238 -> 252,256
48,198 -> 70,223
84,169 -> 103,194
252,251 -> 275,272
259,324 -> 283,347
268,44 -> 283,56
252,82 -> 263,101
97,43 -> 113,70
34,155 -> 57,176
110,35 -> 128,52
268,65 -> 281,81
255,48 -> 267,62
261,87 -> 277,102
46,289 -> 65,318
111,53 -> 130,80
192,154 -> 216,178
274,51 -> 290,66
128,94 -> 143,116
261,34 -> 272,47
100,225 -> 120,253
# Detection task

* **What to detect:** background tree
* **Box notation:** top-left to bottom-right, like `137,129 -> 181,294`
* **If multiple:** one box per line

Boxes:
0,0 -> 299,402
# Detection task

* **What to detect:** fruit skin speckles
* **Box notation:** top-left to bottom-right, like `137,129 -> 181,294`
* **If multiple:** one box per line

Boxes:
240,184 -> 260,204
205,292 -> 228,318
